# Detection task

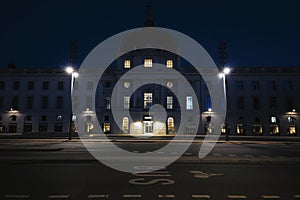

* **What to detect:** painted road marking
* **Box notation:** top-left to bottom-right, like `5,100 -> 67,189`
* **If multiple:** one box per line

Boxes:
228,154 -> 237,157
48,195 -> 70,199
244,155 -> 254,157
158,194 -> 175,198
213,153 -> 222,156
192,194 -> 211,198
227,195 -> 247,199
261,195 -> 280,199
190,170 -> 223,179
4,195 -> 30,198
88,194 -> 109,198
260,155 -> 270,158
157,151 -> 165,154
184,152 -> 193,155
123,194 -> 142,198
294,195 -> 300,198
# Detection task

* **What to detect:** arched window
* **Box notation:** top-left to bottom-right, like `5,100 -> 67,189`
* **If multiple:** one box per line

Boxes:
167,117 -> 175,131
10,115 -> 17,121
122,117 -> 129,132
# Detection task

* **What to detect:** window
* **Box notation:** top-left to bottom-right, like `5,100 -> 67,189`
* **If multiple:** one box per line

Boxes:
166,81 -> 173,88
186,96 -> 193,110
27,96 -> 33,109
252,81 -> 260,90
25,115 -> 32,121
144,58 -> 152,67
56,115 -> 63,121
237,96 -> 244,110
124,59 -> 131,69
105,97 -> 111,110
41,115 -> 47,121
13,81 -> 20,90
122,117 -> 129,132
10,115 -> 17,121
167,96 -> 173,109
87,81 -> 93,90
167,117 -> 175,131
286,96 -> 294,111
144,93 -> 153,109
12,96 -> 18,109
57,81 -> 64,90
123,82 -> 131,88
205,96 -> 211,110
268,81 -> 276,90
105,81 -> 111,88
28,81 -> 34,90
124,96 -> 130,109
166,60 -> 173,68
285,80 -> 293,90
87,96 -> 93,109
0,96 -> 4,109
0,81 -> 5,90
43,81 -> 49,90
271,116 -> 277,123
253,96 -> 260,110
41,96 -> 48,109
56,96 -> 63,109
103,123 -> 110,133
104,115 -> 109,122
270,96 -> 277,110
236,81 -> 243,90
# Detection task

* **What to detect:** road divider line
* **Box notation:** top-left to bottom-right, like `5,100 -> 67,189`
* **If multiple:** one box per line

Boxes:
192,194 -> 210,198
227,195 -> 247,199
88,194 -> 109,198
294,195 -> 300,198
48,195 -> 70,199
158,194 -> 175,198
4,195 -> 30,198
261,195 -> 280,199
123,194 -> 142,198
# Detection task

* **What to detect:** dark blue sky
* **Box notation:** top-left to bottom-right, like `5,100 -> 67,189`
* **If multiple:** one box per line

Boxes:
1,0 -> 300,68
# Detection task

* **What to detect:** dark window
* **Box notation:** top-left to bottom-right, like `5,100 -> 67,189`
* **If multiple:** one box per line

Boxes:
105,81 -> 111,88
205,96 -> 211,110
41,115 -> 47,121
10,115 -> 17,121
104,115 -> 109,122
270,96 -> 277,110
13,81 -> 20,90
252,81 -> 260,90
25,115 -> 32,121
27,96 -> 33,109
285,80 -> 293,90
236,81 -> 244,90
43,81 -> 49,90
0,81 -> 5,90
237,96 -> 244,110
41,96 -> 48,109
39,123 -> 47,132
0,96 -> 3,109
28,81 -> 34,90
286,96 -> 294,111
57,81 -> 64,90
253,96 -> 260,110
268,81 -> 276,90
12,96 -> 18,109
56,96 -> 63,109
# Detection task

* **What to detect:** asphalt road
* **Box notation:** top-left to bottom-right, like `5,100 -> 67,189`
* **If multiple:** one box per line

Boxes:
0,140 -> 300,199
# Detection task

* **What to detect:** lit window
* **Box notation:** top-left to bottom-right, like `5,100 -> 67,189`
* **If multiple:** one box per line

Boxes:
105,97 -> 111,110
124,96 -> 130,109
103,123 -> 110,133
122,117 -> 129,132
166,60 -> 173,68
57,115 -> 63,120
144,59 -> 152,67
123,82 -> 131,88
144,93 -> 153,109
186,96 -> 193,110
167,117 -> 175,131
271,116 -> 277,123
167,96 -> 173,109
124,60 -> 131,69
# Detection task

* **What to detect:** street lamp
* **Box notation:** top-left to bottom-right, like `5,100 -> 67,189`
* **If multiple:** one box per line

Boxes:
219,67 -> 231,141
65,66 -> 78,140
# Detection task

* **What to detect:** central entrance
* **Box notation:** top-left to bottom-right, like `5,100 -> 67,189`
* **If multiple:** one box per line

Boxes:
143,115 -> 153,135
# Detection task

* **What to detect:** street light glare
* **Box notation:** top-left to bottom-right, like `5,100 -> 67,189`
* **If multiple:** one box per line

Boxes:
223,67 -> 231,75
218,73 -> 224,78
65,66 -> 74,74
73,72 -> 79,78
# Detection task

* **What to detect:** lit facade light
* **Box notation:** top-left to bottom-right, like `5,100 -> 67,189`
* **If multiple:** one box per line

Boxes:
73,72 -> 79,78
65,66 -> 74,74
223,67 -> 231,75
218,73 -> 225,78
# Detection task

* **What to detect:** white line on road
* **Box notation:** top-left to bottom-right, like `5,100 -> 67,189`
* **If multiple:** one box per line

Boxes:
4,195 -> 30,198
123,194 -> 142,198
184,152 -> 193,155
192,194 -> 211,198
213,153 -> 222,156
228,154 -> 237,157
261,195 -> 280,199
294,195 -> 300,198
259,155 -> 270,158
158,194 -> 175,198
48,195 -> 70,199
88,194 -> 109,198
227,195 -> 247,199
244,155 -> 254,157
157,151 -> 165,154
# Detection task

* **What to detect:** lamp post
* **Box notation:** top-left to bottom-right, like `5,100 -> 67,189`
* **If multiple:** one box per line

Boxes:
219,67 -> 230,141
65,66 -> 78,140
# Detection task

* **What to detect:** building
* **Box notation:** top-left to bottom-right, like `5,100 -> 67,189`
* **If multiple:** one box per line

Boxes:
0,7 -> 299,136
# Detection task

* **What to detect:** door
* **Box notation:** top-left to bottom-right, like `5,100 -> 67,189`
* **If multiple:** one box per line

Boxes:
144,121 -> 153,134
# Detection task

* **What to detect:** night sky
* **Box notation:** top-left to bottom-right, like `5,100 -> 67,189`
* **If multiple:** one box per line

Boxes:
1,0 -> 300,68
